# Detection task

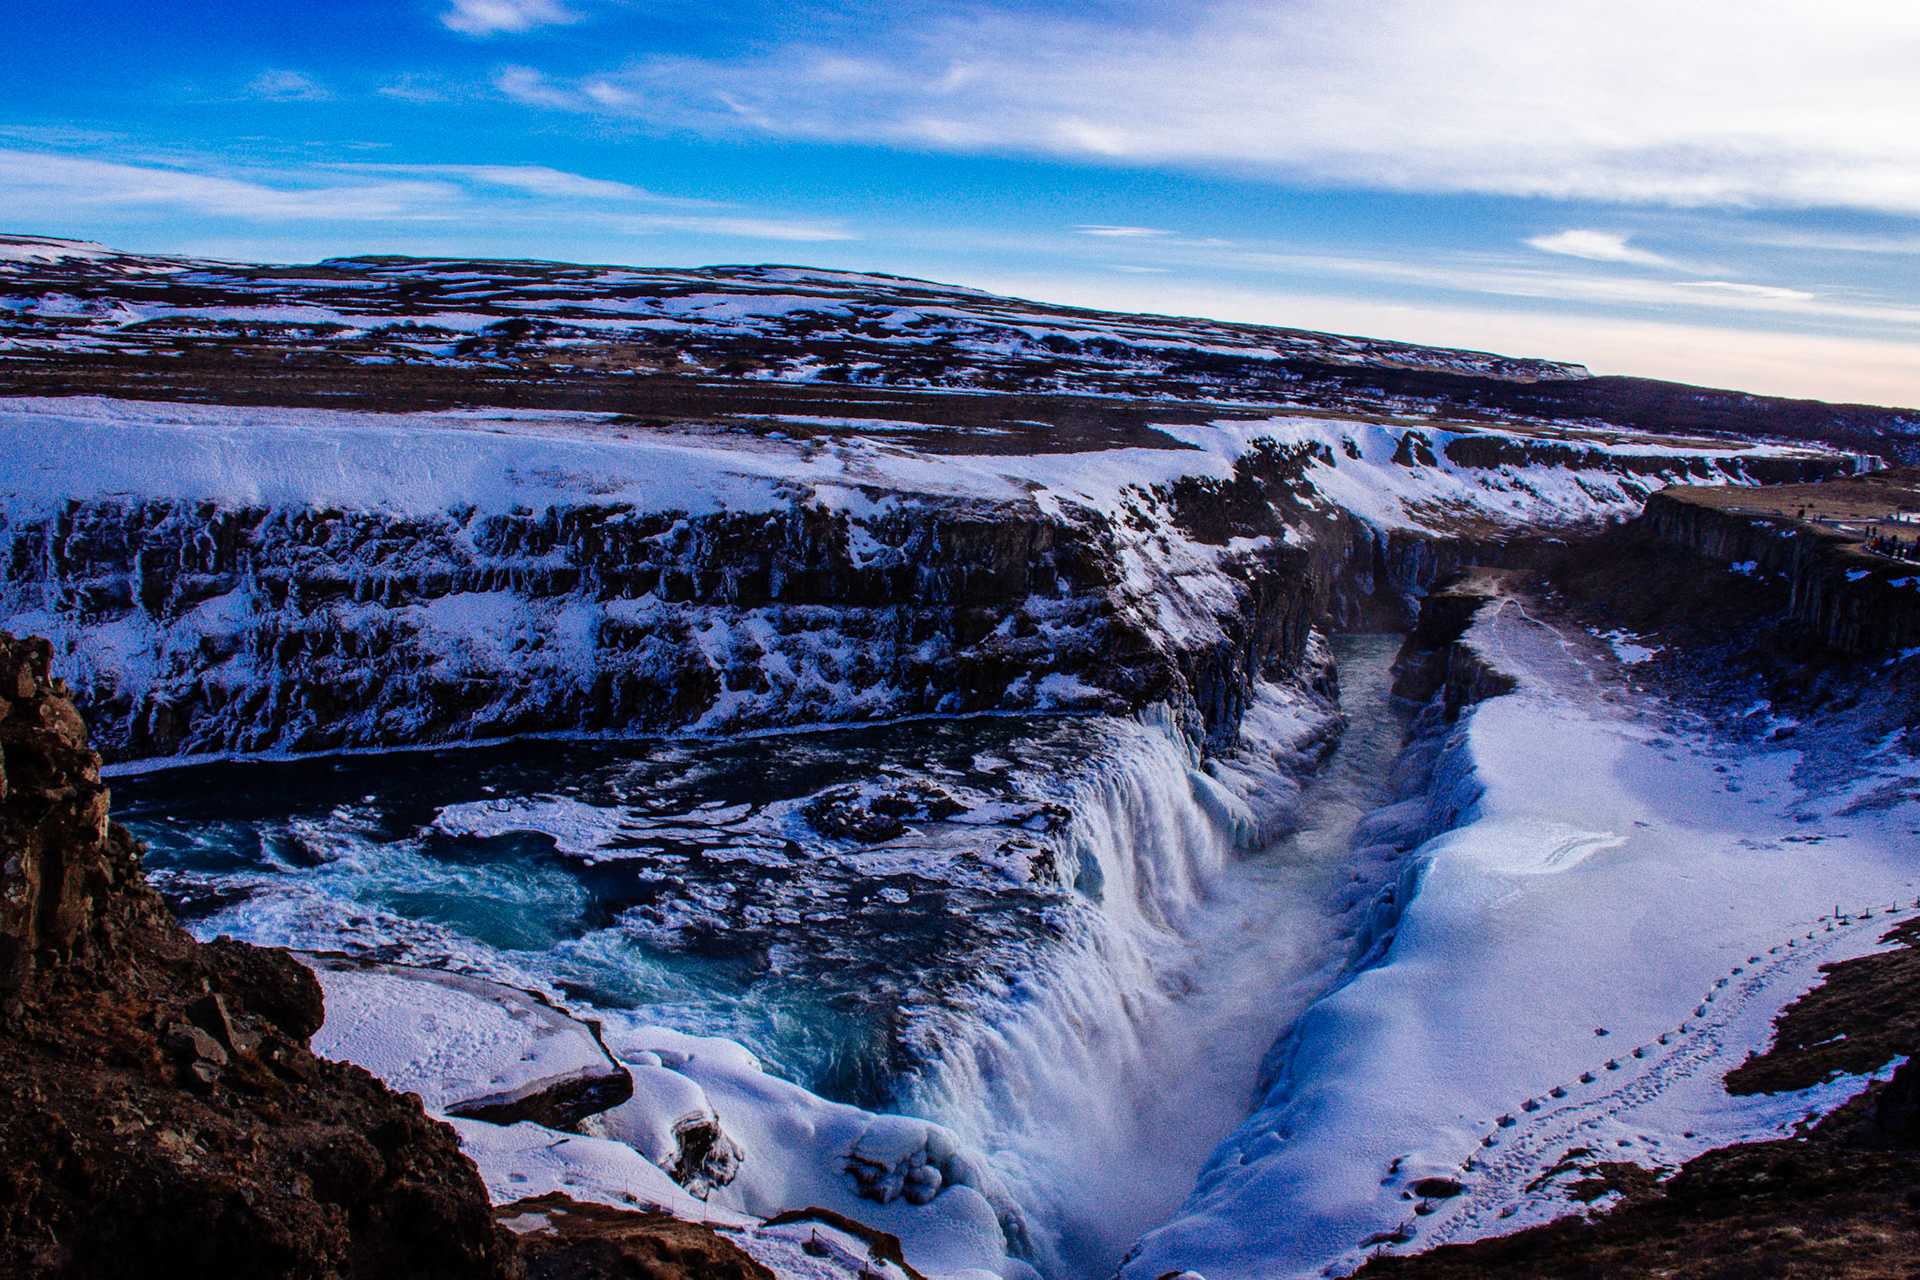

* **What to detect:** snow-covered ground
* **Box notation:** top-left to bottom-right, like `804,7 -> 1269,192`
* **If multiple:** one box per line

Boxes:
0,395 -> 1819,526
0,394 -> 1842,760
10,385 -> 1895,1280
1124,595 -> 1920,1280
0,236 -> 1591,386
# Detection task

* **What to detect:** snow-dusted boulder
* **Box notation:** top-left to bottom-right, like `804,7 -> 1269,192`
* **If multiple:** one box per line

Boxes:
584,1060 -> 745,1199
300,955 -> 632,1128
599,1023 -> 1030,1280
447,1117 -> 741,1224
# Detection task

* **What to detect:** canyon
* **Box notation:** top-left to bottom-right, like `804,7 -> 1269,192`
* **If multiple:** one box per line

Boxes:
3,234 -> 1919,1280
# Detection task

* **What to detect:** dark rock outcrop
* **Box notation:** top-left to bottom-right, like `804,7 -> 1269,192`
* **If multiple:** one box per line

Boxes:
1387,574 -> 1519,715
503,1195 -> 775,1280
7,493 -> 1304,761
0,631 -> 517,1279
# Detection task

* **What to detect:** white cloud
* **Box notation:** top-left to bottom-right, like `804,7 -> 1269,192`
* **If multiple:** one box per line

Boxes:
1527,230 -> 1673,268
421,164 -> 655,202
0,150 -> 853,242
493,0 -> 1920,214
970,272 -> 1920,406
1075,225 -> 1173,238
1676,280 -> 1816,302
377,75 -> 446,103
442,0 -> 576,37
246,70 -> 331,102
1094,234 -> 1920,330
0,151 -> 446,221
495,65 -> 581,108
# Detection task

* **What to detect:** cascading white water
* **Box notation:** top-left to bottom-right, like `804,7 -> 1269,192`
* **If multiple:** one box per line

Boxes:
913,636 -> 1412,1279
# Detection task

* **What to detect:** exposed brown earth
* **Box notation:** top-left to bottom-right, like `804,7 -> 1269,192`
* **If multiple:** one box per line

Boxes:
1668,466 -> 1920,526
500,1196 -> 776,1280
3,241 -> 1915,458
1725,918 -> 1920,1096
0,630 -> 519,1278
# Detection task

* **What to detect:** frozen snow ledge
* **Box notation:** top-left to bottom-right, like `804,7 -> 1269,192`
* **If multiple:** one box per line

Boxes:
1121,591 -> 1920,1280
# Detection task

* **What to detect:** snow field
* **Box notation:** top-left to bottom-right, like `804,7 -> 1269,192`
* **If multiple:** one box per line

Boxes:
1123,599 -> 1920,1280
304,956 -> 620,1118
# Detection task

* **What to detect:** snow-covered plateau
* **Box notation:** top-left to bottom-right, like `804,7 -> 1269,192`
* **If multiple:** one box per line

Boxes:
5,241 -> 1918,1280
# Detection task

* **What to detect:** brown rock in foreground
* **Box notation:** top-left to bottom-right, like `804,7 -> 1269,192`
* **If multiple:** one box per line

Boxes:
501,1195 -> 776,1280
0,631 -> 517,1279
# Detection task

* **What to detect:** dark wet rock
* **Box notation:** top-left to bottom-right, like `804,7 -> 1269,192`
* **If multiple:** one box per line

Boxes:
1641,474 -> 1920,654
804,788 -> 909,843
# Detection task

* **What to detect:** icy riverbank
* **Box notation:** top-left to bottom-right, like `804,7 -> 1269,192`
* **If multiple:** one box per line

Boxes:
1124,593 -> 1920,1280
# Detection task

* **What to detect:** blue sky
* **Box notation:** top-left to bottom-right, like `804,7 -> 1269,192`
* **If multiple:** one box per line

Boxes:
5,0 -> 1920,405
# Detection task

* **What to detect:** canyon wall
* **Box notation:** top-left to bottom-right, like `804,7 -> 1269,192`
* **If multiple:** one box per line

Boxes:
1639,490 -> 1920,653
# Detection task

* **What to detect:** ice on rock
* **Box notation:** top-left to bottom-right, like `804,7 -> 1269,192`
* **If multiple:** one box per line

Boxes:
587,1063 -> 744,1199
306,955 -> 1023,1276
599,1023 -> 1026,1280
300,955 -> 631,1129
1350,797 -> 1431,852
447,1116 -> 738,1224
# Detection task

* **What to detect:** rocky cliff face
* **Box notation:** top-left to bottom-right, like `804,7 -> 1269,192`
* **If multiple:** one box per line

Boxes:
4,489 -> 1314,760
1640,487 -> 1920,654
0,398 -> 1861,764
0,631 -> 515,1278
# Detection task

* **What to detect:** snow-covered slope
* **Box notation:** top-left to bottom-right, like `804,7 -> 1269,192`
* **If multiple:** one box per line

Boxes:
0,395 -> 1847,761
0,235 -> 1586,388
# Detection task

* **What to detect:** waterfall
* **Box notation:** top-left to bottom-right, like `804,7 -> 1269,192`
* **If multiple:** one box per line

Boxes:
913,635 -> 1411,1279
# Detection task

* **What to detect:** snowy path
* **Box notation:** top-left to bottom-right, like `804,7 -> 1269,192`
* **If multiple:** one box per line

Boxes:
1417,901 -> 1911,1247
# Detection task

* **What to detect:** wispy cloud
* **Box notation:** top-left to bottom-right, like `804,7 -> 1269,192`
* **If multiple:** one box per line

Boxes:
442,0 -> 576,38
1526,230 -> 1673,268
976,271 -> 1920,405
1075,225 -> 1173,238
495,65 -> 582,109
376,74 -> 448,104
0,149 -> 852,242
0,151 -> 443,221
1675,280 -> 1815,302
246,70 -> 331,102
488,0 -> 1920,214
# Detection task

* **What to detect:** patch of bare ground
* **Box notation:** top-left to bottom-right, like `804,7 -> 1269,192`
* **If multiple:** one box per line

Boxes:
1353,798 -> 1920,1280
1726,919 -> 1920,1096
500,1195 -> 775,1280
